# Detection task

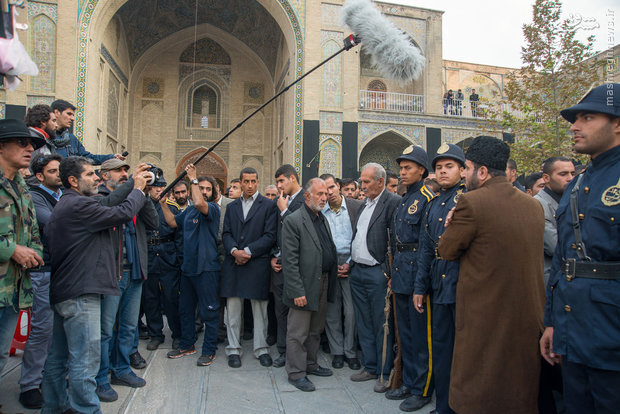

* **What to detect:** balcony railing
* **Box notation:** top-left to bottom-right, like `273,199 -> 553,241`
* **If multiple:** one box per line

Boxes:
442,99 -> 534,120
360,90 -> 424,113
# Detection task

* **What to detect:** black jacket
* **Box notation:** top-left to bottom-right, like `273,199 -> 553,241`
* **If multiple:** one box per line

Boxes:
29,185 -> 58,272
47,188 -> 146,304
95,180 -> 159,279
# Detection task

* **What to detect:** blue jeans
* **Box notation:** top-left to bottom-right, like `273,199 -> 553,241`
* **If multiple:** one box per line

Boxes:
0,304 -> 19,379
20,271 -> 54,392
179,271 -> 220,355
97,274 -> 143,385
41,294 -> 102,414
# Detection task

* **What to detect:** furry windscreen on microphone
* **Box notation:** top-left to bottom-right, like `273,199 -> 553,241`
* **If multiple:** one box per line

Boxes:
341,0 -> 425,84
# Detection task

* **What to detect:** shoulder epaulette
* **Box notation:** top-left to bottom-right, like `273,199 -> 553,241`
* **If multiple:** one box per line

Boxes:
420,185 -> 436,202
166,199 -> 180,209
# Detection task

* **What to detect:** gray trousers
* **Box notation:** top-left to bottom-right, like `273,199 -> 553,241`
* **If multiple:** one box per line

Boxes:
285,275 -> 328,381
325,274 -> 357,359
19,271 -> 53,392
225,297 -> 269,358
271,270 -> 288,355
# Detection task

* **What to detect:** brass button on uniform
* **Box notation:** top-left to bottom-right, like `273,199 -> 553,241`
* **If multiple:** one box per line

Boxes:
579,213 -> 585,220
441,274 -> 446,279
438,218 -> 443,222
612,217 -> 615,222
441,202 -> 446,206
571,243 -> 577,249
584,187 -> 590,194
564,305 -> 571,312
395,267 -> 399,272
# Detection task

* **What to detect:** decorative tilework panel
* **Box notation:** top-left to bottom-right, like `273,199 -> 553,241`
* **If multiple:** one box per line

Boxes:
143,78 -> 164,99
107,71 -> 120,138
179,65 -> 231,85
27,95 -> 54,107
320,134 -> 341,144
289,0 -> 305,32
31,14 -> 56,93
319,138 -> 341,178
321,31 -> 343,109
101,45 -> 128,88
179,38 -> 231,65
319,111 -> 342,134
245,82 -> 265,104
321,3 -> 341,27
358,122 -> 424,149
28,2 -> 57,22
0,104 -> 5,119
442,128 -> 478,145
389,15 -> 426,53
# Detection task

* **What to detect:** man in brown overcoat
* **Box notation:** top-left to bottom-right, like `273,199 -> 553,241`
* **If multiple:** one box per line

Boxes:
438,136 -> 545,414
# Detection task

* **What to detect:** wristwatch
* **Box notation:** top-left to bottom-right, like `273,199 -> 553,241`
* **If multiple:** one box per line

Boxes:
190,179 -> 199,185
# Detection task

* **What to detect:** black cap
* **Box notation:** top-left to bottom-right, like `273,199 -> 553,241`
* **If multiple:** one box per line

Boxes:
560,83 -> 620,123
432,143 -> 466,170
152,176 -> 167,187
0,119 -> 46,149
396,145 -> 429,178
465,136 -> 510,171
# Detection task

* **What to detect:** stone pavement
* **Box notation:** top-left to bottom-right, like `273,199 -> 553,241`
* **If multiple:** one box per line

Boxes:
0,330 -> 436,414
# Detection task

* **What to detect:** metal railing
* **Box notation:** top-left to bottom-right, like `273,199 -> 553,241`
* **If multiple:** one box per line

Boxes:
360,90 -> 424,113
441,99 -> 534,120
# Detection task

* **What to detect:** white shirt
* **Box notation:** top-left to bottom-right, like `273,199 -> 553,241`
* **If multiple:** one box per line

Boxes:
240,191 -> 259,220
281,187 -> 303,216
351,190 -> 384,266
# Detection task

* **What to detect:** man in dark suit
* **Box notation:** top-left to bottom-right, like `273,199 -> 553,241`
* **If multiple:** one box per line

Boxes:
320,174 -> 362,371
349,163 -> 401,387
221,167 -> 277,368
269,164 -> 304,367
282,178 -> 338,392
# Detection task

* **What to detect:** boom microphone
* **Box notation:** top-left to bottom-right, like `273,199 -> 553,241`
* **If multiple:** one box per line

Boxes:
341,0 -> 425,83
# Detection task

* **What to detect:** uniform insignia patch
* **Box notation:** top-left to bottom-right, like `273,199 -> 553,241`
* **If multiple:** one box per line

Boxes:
602,179 -> 620,206
454,189 -> 463,203
437,143 -> 449,154
408,199 -> 419,214
402,145 -> 414,154
193,218 -> 199,224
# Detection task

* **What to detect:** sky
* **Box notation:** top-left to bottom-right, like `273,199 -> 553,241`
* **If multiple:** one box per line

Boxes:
391,0 -> 618,68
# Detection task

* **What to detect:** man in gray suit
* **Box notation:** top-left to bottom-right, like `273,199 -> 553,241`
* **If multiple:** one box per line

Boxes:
282,178 -> 338,392
349,163 -> 401,385
534,156 -> 575,284
320,174 -> 362,371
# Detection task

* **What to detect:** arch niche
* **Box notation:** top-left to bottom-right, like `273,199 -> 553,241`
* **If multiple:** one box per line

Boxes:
176,148 -> 228,192
75,0 -> 305,172
359,131 -> 412,172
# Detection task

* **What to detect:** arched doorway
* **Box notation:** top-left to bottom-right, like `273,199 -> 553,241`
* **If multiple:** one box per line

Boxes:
177,148 -> 228,193
359,131 -> 412,172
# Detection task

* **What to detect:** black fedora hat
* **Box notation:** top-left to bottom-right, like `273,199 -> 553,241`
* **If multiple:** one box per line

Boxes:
0,119 -> 46,149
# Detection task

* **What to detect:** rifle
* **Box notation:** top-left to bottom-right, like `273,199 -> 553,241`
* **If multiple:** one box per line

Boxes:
388,229 -> 403,390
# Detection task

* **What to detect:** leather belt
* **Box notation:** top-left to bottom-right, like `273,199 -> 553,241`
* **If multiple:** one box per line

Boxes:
563,258 -> 620,281
396,243 -> 418,253
148,235 -> 175,245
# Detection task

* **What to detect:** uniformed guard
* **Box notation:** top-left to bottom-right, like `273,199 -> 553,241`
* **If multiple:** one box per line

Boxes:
413,143 -> 466,414
386,145 -> 435,412
540,83 -> 620,413
143,174 -> 183,351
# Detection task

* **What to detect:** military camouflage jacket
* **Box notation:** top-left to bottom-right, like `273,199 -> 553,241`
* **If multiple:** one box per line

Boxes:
0,169 -> 43,310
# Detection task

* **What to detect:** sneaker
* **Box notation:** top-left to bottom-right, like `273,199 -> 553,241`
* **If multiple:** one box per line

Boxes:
95,384 -> 118,402
197,354 -> 216,366
130,351 -> 147,369
167,346 -> 196,359
19,388 -> 44,409
110,371 -> 146,388
350,370 -> 378,382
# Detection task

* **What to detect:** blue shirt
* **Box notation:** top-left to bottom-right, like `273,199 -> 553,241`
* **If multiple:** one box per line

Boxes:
391,181 -> 435,295
322,198 -> 353,257
415,182 -> 465,304
39,184 -> 62,201
175,203 -> 220,276
545,145 -> 620,370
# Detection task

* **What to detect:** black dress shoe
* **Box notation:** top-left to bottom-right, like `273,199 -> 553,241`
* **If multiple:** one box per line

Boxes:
19,388 -> 43,409
386,385 -> 412,400
399,395 -> 432,412
273,353 -> 286,368
306,366 -> 333,377
345,357 -> 361,370
228,354 -> 242,368
130,351 -> 147,369
288,376 -> 315,392
332,355 -> 345,369
259,354 -> 273,367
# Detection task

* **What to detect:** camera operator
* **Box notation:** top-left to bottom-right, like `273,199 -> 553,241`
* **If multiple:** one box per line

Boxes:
93,159 -> 158,402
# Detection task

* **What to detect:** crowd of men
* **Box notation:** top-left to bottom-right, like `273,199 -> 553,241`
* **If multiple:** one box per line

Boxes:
0,83 -> 618,414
